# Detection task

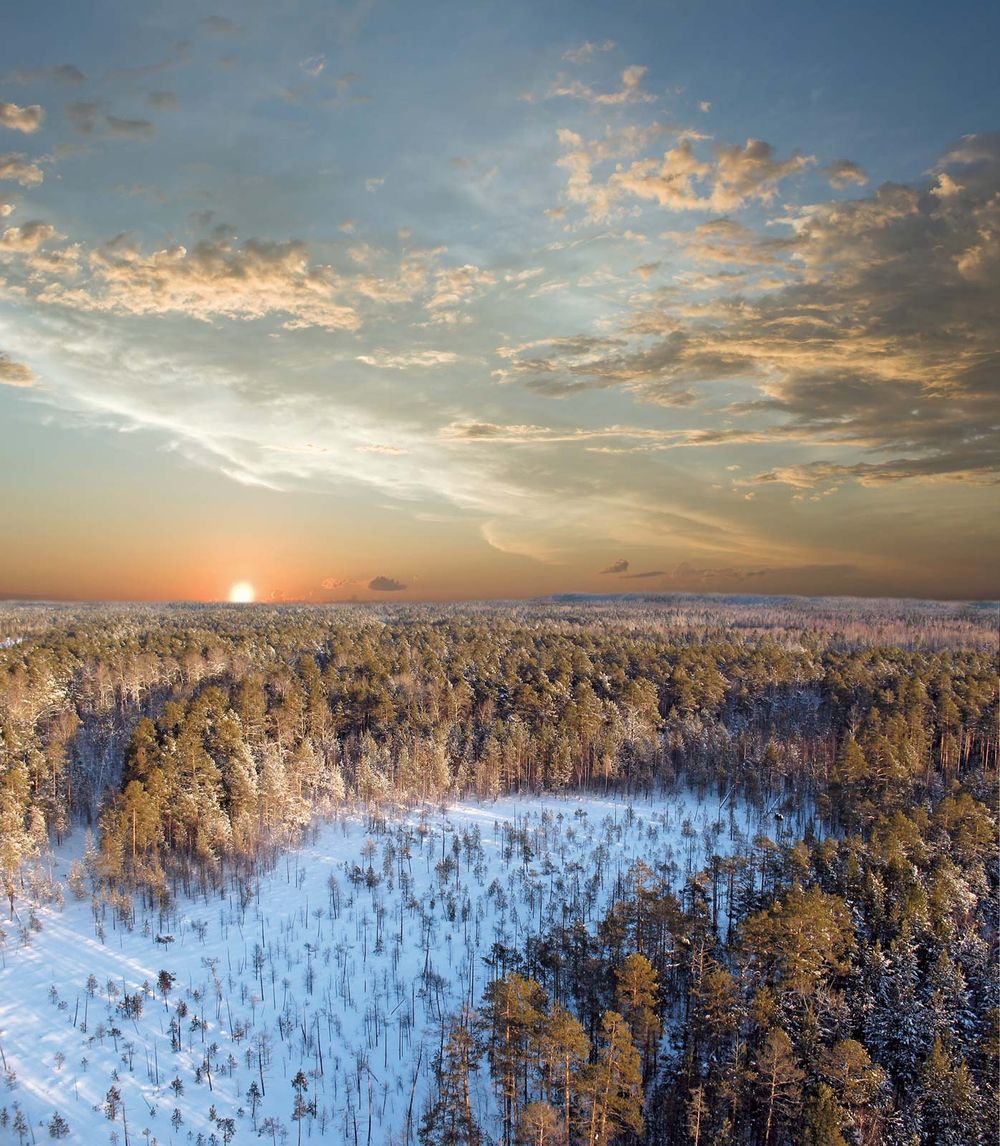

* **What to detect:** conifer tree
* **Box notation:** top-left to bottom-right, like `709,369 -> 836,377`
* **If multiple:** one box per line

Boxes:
614,952 -> 661,1083
754,1027 -> 804,1146
538,1003 -> 590,1145
482,974 -> 548,1146
579,1010 -> 644,1146
420,1014 -> 482,1146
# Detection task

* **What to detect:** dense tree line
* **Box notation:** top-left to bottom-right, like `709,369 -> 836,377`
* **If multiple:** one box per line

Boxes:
0,601 -> 993,890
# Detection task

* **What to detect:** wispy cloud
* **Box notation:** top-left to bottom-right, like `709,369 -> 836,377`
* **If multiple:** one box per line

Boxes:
548,65 -> 656,107
562,40 -> 616,65
67,102 -> 155,139
357,349 -> 460,368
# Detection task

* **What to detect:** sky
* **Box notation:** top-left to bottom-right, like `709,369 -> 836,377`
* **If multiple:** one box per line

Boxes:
0,0 -> 997,603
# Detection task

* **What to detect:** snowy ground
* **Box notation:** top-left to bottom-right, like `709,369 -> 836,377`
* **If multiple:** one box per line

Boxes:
0,790 -> 797,1145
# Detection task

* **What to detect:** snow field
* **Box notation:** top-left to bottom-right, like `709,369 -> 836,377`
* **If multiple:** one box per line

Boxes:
0,790 -> 780,1145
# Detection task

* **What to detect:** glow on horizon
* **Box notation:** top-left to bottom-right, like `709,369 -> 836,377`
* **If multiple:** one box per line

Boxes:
229,582 -> 255,604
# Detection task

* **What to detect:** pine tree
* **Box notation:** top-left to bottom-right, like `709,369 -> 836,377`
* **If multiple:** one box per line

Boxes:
920,1036 -> 983,1146
0,762 -> 33,916
863,926 -> 926,1091
686,1085 -> 708,1146
11,1107 -> 28,1145
817,1038 -> 887,1143
247,1080 -> 263,1130
420,1014 -> 482,1146
614,952 -> 661,1083
104,1085 -> 122,1121
754,1027 -> 804,1146
538,1003 -> 590,1146
482,974 -> 548,1146
578,1010 -> 644,1146
518,1101 -> 559,1146
802,1084 -> 848,1146
292,1068 -> 310,1146
47,1111 -> 71,1139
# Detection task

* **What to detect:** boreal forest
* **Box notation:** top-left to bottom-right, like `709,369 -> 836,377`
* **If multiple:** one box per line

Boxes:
0,596 -> 995,1145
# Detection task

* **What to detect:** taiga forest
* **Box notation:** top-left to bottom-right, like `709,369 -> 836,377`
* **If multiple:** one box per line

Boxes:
0,597 -> 994,1145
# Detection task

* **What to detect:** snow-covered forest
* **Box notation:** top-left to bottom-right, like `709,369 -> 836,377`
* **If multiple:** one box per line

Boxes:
0,597 -> 996,1144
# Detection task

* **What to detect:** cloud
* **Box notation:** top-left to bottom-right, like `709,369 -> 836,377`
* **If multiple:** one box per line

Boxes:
55,63 -> 86,83
441,420 -> 707,448
7,64 -> 86,85
356,443 -> 408,454
611,137 -> 812,214
368,575 -> 407,592
0,153 -> 44,186
710,139 -> 813,209
1,220 -> 56,251
300,54 -> 326,77
106,114 -> 156,139
0,203 -> 13,216
67,102 -> 155,139
428,263 -> 496,315
623,569 -> 666,579
357,349 -> 460,368
0,352 -> 35,387
36,234 -> 361,330
555,125 -> 814,220
525,134 -> 1000,486
0,102 -> 45,134
823,159 -> 869,188
555,122 -> 672,221
599,558 -> 630,574
549,64 -> 656,106
661,217 -> 798,268
495,329 -> 747,405
66,102 -> 100,134
562,40 -> 616,64
321,576 -> 353,590
7,222 -> 487,332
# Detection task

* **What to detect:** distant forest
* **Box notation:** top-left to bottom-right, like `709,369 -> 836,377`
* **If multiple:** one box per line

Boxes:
0,596 -> 996,1144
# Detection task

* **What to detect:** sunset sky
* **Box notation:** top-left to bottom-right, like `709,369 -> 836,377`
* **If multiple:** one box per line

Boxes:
1,1 -> 997,603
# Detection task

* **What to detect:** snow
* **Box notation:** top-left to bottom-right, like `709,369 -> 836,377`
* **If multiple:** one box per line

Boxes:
0,790 -> 787,1145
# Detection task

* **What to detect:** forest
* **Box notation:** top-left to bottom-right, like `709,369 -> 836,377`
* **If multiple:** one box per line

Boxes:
0,596 -> 995,1145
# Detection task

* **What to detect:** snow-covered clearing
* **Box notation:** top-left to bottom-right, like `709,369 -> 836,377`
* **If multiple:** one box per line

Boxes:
0,790 -> 793,1144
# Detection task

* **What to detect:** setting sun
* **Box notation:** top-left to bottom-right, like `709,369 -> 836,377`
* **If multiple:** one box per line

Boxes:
229,581 -> 255,604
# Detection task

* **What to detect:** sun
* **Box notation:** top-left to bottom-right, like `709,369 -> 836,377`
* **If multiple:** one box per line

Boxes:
229,581 -> 255,604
